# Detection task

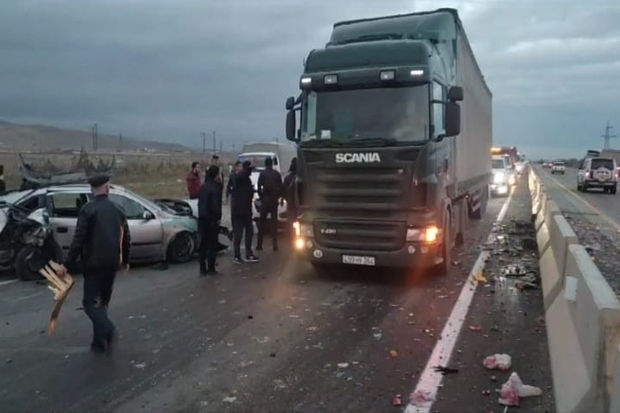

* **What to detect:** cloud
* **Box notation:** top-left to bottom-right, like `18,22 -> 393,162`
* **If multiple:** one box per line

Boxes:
0,0 -> 618,158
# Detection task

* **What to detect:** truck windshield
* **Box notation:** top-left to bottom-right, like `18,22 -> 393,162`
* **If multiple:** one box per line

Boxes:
492,159 -> 505,169
300,86 -> 429,145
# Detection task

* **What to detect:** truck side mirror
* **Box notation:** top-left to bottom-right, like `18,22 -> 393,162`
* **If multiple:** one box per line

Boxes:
448,86 -> 463,102
285,96 -> 295,111
445,102 -> 461,137
286,110 -> 297,141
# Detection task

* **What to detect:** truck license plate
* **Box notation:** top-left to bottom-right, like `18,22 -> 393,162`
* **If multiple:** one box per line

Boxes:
342,255 -> 376,266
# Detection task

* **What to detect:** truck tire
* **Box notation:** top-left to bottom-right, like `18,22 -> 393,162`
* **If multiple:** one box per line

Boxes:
612,186 -> 617,195
583,183 -> 588,192
436,211 -> 451,275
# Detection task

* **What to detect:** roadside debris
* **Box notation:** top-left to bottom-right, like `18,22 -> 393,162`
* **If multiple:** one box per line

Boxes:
389,349 -> 399,358
483,354 -> 512,371
473,271 -> 488,284
433,365 -> 459,375
222,396 -> 237,403
498,372 -> 543,406
337,362 -> 349,368
468,324 -> 482,332
410,389 -> 434,406
392,394 -> 403,406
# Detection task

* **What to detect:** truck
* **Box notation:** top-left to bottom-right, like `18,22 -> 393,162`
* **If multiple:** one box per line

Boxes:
284,8 -> 492,273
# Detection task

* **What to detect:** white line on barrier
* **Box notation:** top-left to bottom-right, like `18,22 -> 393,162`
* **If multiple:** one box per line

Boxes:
543,171 -> 620,232
405,188 -> 514,413
0,279 -> 18,287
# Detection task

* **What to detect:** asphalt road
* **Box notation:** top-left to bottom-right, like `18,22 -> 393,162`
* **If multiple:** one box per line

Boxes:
0,176 -> 554,413
537,166 -> 620,231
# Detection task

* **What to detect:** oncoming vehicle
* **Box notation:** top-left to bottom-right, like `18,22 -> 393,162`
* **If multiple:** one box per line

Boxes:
0,184 -> 199,265
551,161 -> 565,175
490,156 -> 510,196
577,157 -> 618,194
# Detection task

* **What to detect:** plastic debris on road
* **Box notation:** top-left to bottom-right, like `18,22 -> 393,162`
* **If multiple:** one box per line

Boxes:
468,324 -> 482,332
222,396 -> 237,403
483,354 -> 512,371
410,389 -> 434,406
389,349 -> 399,358
473,271 -> 488,284
498,372 -> 543,407
392,394 -> 403,406
433,365 -> 459,375
337,362 -> 349,368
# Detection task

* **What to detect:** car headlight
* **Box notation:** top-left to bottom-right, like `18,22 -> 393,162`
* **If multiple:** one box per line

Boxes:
493,172 -> 505,184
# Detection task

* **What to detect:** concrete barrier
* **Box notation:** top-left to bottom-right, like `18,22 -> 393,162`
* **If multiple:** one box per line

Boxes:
530,168 -> 620,413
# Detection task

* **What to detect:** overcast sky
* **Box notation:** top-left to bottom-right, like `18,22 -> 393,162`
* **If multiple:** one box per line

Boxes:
1,0 -> 619,158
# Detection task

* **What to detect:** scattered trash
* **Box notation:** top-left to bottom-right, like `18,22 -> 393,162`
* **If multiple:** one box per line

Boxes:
389,349 -> 399,358
473,272 -> 487,284
132,362 -> 147,369
491,375 -> 497,382
410,389 -> 434,406
515,280 -> 539,290
468,324 -> 482,332
452,260 -> 462,266
222,396 -> 237,403
337,362 -> 349,368
521,238 -> 537,251
392,394 -> 403,406
482,389 -> 492,396
498,372 -> 543,406
373,332 -> 383,341
433,365 -> 459,375
307,326 -> 319,332
269,352 -> 277,358
483,354 -> 512,371
247,315 -> 254,320
218,299 -> 227,305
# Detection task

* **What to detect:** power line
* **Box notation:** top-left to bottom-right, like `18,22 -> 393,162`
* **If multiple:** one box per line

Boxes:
601,121 -> 617,150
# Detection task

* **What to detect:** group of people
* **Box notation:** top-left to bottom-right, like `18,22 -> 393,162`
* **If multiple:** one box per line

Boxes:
190,155 -> 297,276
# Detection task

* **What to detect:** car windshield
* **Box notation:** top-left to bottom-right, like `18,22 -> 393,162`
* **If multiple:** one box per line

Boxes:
591,158 -> 614,169
301,85 -> 429,145
492,159 -> 505,169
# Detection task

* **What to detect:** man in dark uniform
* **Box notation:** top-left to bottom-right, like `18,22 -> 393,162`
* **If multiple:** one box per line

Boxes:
198,165 -> 222,275
58,174 -> 130,353
256,157 -> 283,251
229,160 -> 259,264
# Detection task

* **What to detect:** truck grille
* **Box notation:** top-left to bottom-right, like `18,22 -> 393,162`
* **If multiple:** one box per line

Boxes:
313,167 -> 407,213
314,220 -> 406,251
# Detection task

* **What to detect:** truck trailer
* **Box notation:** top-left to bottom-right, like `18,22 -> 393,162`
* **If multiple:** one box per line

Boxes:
284,8 -> 492,273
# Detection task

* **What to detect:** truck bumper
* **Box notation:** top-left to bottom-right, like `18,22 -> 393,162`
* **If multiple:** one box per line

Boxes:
293,239 -> 441,269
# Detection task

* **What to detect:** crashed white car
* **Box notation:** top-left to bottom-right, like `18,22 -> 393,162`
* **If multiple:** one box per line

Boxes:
0,184 -> 198,264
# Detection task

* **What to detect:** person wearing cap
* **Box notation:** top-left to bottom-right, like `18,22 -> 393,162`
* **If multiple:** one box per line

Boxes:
198,165 -> 223,275
256,157 -> 283,251
186,161 -> 201,199
229,160 -> 259,264
58,174 -> 130,353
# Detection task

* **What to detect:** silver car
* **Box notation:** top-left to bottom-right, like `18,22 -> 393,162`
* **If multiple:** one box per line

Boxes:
0,184 -> 198,263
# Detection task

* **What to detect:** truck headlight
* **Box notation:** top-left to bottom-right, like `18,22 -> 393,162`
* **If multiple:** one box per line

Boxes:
493,172 -> 505,184
406,225 -> 439,243
293,221 -> 313,237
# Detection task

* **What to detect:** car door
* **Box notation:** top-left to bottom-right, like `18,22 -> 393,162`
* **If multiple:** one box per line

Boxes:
108,193 -> 164,262
47,191 -> 91,257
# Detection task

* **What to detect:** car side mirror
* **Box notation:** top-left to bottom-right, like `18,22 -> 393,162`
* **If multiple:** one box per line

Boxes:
286,110 -> 297,142
445,102 -> 461,137
285,96 -> 295,111
143,211 -> 154,220
448,86 -> 463,102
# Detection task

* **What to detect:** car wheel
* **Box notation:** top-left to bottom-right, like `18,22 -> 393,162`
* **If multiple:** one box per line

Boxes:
167,232 -> 195,263
15,245 -> 46,281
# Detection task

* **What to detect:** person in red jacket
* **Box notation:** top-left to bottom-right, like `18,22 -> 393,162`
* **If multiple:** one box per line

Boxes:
186,161 -> 201,199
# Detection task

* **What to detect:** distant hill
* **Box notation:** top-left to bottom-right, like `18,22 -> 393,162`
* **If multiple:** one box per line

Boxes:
0,121 -> 192,152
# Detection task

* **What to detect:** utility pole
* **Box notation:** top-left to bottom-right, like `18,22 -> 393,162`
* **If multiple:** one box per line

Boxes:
602,121 -> 617,150
212,131 -> 216,154
201,132 -> 206,154
91,123 -> 98,152
118,133 -> 123,152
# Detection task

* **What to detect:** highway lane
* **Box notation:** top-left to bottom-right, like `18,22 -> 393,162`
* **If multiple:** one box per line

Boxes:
0,177 -> 553,413
537,166 -> 619,232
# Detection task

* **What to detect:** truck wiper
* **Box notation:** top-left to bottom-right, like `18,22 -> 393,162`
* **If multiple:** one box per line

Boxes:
347,137 -> 399,147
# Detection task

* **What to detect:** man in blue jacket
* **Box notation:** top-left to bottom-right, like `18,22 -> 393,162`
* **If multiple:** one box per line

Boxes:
198,166 -> 223,275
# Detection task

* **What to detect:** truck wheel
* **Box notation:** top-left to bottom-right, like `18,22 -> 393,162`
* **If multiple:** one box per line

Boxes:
435,211 -> 451,275
15,245 -> 45,281
577,183 -> 582,192
167,232 -> 195,263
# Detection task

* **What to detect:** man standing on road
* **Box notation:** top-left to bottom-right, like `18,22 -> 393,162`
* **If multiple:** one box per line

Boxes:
186,161 -> 201,199
198,165 -> 222,275
230,160 -> 260,264
257,157 -> 283,251
59,174 -> 130,353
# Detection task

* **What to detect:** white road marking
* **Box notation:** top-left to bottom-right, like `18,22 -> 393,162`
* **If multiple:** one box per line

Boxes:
0,279 -> 18,287
405,188 -> 515,413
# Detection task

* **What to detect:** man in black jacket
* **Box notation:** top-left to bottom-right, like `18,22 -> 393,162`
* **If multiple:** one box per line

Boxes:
198,165 -> 222,275
257,157 -> 283,251
58,174 -> 130,353
230,161 -> 259,264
